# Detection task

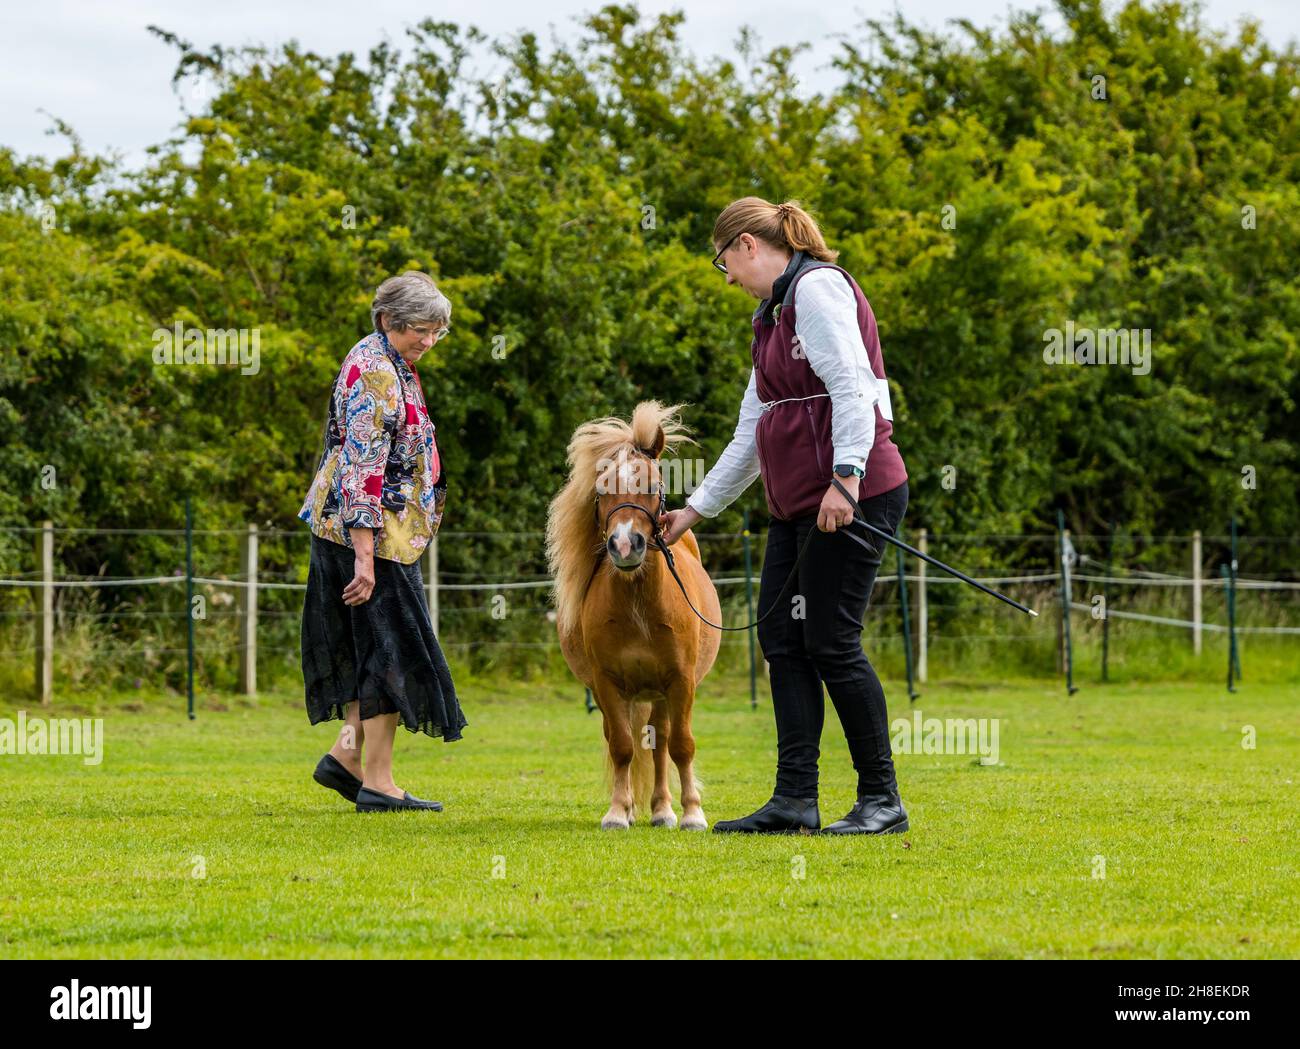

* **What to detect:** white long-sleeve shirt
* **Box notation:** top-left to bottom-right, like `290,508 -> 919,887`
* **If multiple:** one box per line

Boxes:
686,267 -> 885,519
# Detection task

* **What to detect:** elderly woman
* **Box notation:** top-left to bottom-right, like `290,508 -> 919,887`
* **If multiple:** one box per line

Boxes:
298,270 -> 467,813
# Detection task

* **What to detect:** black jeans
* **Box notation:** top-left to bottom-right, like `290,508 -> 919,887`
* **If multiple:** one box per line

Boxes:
755,481 -> 909,799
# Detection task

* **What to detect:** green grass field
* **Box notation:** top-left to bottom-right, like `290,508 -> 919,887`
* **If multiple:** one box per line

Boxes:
2,666 -> 1297,959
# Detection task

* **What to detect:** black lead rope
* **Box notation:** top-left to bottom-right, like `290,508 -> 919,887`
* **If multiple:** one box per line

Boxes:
651,481 -> 883,633
614,475 -> 1036,630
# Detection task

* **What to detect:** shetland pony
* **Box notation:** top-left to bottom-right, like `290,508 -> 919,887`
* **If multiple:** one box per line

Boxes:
545,401 -> 721,830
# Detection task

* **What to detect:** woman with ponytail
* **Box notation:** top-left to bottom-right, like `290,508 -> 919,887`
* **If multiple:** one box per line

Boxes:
659,197 -> 911,835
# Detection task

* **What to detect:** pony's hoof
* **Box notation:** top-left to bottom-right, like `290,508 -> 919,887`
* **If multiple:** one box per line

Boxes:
601,814 -> 631,830
680,813 -> 708,831
651,812 -> 678,828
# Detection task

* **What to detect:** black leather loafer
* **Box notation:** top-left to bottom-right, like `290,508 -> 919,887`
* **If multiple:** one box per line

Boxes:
821,791 -> 909,835
313,753 -> 363,802
355,786 -> 444,813
712,795 -> 820,834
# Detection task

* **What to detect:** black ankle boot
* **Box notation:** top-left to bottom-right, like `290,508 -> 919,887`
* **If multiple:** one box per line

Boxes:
712,795 -> 820,834
821,791 -> 908,835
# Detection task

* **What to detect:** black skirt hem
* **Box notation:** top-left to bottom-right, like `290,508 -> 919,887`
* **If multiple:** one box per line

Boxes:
307,700 -> 465,742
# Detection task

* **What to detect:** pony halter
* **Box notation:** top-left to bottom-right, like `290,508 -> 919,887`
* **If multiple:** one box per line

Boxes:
596,479 -> 668,542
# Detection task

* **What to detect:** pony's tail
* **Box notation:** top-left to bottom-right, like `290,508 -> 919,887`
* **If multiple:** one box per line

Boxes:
604,701 -> 655,820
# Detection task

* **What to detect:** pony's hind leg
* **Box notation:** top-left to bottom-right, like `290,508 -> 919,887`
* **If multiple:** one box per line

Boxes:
648,703 -> 676,828
597,684 -> 636,830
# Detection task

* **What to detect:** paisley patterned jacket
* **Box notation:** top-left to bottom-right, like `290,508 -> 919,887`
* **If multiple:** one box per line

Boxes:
298,331 -> 446,564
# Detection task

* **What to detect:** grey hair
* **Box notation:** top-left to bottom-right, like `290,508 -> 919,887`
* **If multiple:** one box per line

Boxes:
370,271 -> 452,333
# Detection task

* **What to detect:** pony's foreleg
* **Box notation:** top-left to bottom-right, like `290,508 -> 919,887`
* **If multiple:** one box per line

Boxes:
668,685 -> 706,830
647,703 -> 676,828
597,680 -> 636,830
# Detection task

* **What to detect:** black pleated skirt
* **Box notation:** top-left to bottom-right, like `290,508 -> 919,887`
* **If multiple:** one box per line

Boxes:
301,533 -> 466,741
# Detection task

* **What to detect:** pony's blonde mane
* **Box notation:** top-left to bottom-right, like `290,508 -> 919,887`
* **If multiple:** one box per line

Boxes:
546,401 -> 695,636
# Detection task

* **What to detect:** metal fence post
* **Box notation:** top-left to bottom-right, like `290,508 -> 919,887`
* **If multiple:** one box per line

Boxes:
1191,530 -> 1203,655
896,536 -> 918,701
1222,563 -> 1237,693
239,523 -> 258,695
185,496 -> 195,721
1057,510 -> 1078,695
1230,517 -> 1242,681
36,520 -> 53,706
742,510 -> 757,710
1100,521 -> 1113,683
917,528 -> 928,684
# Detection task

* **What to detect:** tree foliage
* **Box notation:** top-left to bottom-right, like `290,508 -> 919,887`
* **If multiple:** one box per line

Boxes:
1,0 -> 1296,580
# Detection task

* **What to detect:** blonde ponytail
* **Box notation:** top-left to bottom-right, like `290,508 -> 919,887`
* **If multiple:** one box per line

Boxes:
712,197 -> 838,263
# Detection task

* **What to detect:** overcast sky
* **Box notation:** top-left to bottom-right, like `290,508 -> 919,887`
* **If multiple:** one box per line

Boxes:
3,1 -> 1296,166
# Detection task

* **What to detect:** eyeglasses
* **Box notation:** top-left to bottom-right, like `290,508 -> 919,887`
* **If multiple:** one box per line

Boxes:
712,234 -> 740,274
408,323 -> 450,341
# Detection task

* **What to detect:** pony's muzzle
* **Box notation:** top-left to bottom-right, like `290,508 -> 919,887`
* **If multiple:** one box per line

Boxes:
607,523 -> 647,570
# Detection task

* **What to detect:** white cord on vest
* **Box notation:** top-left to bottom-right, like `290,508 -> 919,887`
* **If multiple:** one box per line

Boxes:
758,392 -> 831,413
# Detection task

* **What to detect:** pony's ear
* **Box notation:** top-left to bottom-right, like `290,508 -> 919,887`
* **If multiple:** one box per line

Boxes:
642,426 -> 666,460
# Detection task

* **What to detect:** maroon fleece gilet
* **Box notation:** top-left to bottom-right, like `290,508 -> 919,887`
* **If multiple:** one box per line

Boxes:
752,252 -> 908,520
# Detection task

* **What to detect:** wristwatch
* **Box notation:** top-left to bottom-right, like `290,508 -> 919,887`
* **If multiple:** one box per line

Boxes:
834,464 -> 865,479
